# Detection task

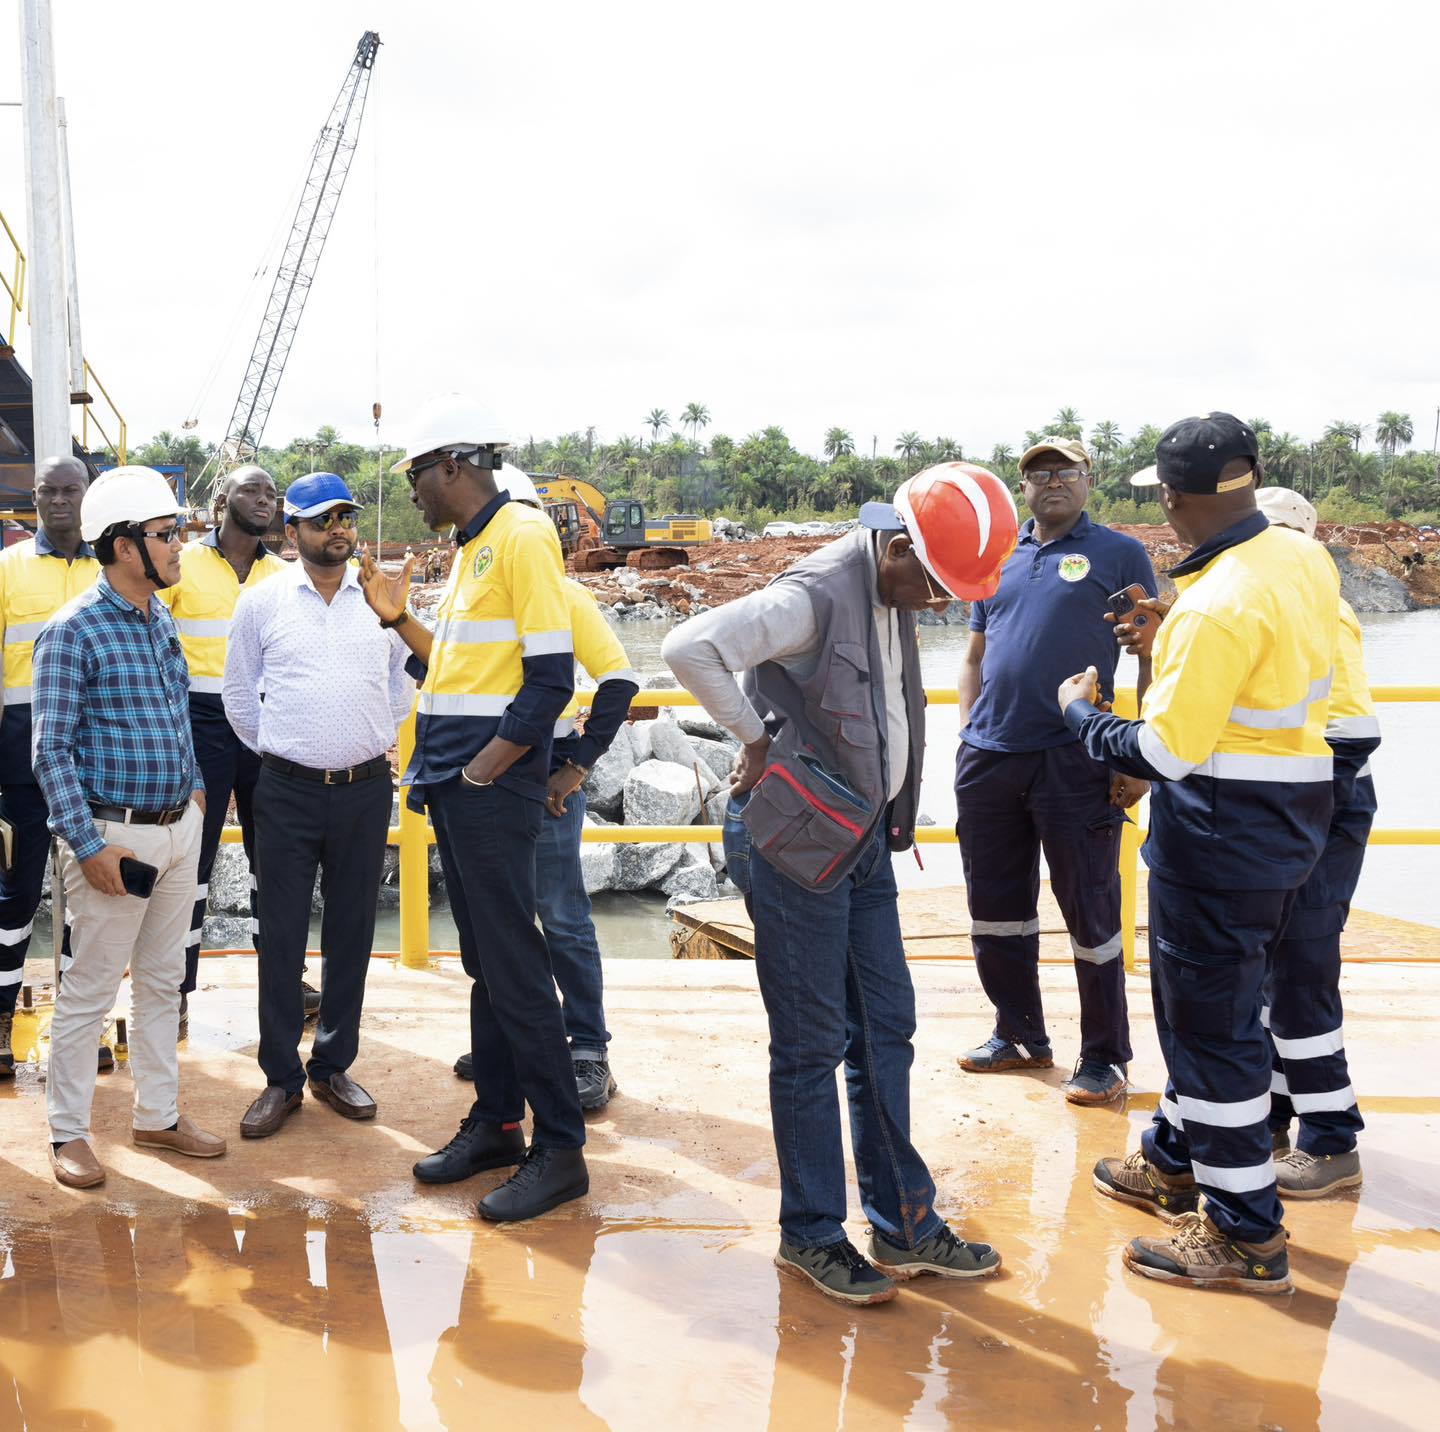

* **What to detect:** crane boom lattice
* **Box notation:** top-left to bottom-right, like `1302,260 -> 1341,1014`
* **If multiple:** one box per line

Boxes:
217,29 -> 380,475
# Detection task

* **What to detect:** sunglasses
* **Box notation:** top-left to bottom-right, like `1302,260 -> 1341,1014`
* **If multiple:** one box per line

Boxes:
140,524 -> 183,545
304,509 -> 358,531
405,454 -> 450,489
1023,467 -> 1087,485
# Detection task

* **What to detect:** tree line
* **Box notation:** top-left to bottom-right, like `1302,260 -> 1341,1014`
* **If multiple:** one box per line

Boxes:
132,405 -> 1440,540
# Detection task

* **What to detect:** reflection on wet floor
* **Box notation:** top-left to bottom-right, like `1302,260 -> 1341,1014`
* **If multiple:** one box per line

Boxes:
3,1111 -> 1437,1432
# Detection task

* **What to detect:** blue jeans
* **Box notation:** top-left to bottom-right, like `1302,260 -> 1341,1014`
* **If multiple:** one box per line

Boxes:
536,789 -> 609,1057
748,823 -> 942,1249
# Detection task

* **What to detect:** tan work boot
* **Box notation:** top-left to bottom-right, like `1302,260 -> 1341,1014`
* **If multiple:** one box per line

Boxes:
133,1115 -> 227,1159
1122,1212 -> 1292,1294
1093,1149 -> 1199,1220
50,1138 -> 106,1188
1275,1148 -> 1362,1199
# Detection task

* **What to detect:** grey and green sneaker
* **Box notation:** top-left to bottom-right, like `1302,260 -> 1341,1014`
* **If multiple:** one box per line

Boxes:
1275,1148 -> 1362,1199
869,1224 -> 1002,1281
1093,1149 -> 1199,1221
775,1238 -> 898,1305
959,1034 -> 1053,1073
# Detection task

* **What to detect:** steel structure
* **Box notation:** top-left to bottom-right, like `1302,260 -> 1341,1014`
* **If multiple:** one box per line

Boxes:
216,30 -> 380,476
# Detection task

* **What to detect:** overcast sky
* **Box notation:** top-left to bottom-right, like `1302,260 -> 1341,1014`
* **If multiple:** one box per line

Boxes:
3,1 -> 1437,461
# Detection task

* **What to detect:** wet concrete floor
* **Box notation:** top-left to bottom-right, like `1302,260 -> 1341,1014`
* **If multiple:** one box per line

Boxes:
2,958 -> 1437,1429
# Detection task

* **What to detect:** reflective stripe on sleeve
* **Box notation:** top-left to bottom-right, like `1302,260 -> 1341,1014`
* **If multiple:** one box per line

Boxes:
1229,671 -> 1333,730
189,674 -> 225,694
1272,1026 -> 1345,1060
1137,723 -> 1195,780
2,685 -> 33,705
598,667 -> 644,687
174,618 -> 232,638
1326,715 -> 1381,740
417,691 -> 515,717
1190,1158 -> 1276,1193
522,629 -> 575,657
1175,1091 -> 1272,1128
1,621 -> 46,644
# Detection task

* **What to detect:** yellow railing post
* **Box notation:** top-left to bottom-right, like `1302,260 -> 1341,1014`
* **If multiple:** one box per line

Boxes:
396,709 -> 431,968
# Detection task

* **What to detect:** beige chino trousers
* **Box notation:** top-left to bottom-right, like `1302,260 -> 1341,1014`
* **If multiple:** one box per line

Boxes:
47,802 -> 202,1144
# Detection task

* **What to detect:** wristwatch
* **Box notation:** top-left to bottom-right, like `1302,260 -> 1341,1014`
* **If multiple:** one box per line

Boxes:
379,609 -> 410,630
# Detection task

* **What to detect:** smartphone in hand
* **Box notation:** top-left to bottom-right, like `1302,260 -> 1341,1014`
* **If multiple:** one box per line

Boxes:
1107,583 -> 1151,626
118,857 -> 159,899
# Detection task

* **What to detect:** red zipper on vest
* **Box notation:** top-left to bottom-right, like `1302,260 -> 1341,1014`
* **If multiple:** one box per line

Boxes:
757,764 -> 866,837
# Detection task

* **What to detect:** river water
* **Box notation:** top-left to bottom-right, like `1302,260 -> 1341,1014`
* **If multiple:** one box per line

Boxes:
569,606 -> 1440,956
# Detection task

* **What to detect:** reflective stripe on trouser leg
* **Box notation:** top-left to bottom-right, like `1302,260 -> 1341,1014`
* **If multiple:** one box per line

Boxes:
1139,874 -> 1289,1242
1029,742 -> 1131,1067
1265,830 -> 1367,1155
954,744 -> 1049,1052
0,782 -> 54,1014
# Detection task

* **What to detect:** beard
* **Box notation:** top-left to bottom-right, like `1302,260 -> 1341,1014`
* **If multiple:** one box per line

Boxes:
230,510 -> 274,537
305,536 -> 356,567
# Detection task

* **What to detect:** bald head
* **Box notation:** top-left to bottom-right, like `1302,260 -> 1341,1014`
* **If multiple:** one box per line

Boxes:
216,463 -> 278,538
34,456 -> 89,550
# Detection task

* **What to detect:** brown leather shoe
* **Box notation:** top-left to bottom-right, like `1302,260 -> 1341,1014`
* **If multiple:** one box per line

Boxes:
241,1086 -> 303,1139
134,1115 -> 227,1159
49,1137 -> 105,1188
308,1071 -> 377,1120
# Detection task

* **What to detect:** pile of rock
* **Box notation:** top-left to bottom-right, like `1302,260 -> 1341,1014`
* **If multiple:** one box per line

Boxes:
580,713 -> 742,908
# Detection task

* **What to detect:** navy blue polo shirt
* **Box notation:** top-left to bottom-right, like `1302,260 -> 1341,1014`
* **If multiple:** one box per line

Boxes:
962,511 -> 1157,753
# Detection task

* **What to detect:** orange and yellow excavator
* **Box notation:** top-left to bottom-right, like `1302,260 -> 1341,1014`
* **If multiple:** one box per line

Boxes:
533,475 -> 712,571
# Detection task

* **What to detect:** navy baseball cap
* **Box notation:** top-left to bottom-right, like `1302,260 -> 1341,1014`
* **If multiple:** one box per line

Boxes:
283,471 -> 361,521
1156,413 -> 1261,494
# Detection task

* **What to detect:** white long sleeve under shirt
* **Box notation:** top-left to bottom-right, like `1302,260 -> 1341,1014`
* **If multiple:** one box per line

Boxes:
223,560 -> 414,768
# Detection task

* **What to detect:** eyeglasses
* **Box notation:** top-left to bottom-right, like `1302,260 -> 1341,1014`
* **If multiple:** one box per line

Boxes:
405,454 -> 450,489
304,509 -> 358,531
915,557 -> 950,603
1022,467 -> 1087,485
140,524 -> 183,545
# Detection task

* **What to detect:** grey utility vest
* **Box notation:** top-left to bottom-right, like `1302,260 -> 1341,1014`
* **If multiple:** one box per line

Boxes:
740,530 -> 925,892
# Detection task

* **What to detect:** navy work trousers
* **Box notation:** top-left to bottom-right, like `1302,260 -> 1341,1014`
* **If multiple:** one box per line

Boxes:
0,782 -> 67,1014
428,777 -> 586,1151
1142,874 -> 1297,1243
1266,822 -> 1369,1155
182,707 -> 262,995
954,741 -> 1130,1066
253,764 -> 391,1095
746,823 -> 943,1251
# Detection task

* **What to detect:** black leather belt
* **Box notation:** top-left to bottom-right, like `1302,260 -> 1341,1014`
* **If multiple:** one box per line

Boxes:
89,802 -> 190,826
262,754 -> 390,786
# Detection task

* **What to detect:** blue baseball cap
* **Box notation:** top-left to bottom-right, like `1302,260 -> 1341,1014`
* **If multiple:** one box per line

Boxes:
283,472 -> 361,522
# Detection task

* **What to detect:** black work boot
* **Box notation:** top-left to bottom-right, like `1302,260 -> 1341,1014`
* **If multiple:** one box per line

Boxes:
453,1050 -> 473,1081
478,1145 -> 589,1222
575,1057 -> 617,1111
413,1115 -> 526,1184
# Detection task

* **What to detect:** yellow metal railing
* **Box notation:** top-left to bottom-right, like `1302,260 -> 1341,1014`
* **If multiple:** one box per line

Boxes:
0,204 -> 127,463
214,684 -> 1439,969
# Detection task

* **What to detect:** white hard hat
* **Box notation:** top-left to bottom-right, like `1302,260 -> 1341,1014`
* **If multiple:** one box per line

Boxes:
1255,486 -> 1318,540
81,466 -> 180,542
392,393 -> 511,473
497,463 -> 541,508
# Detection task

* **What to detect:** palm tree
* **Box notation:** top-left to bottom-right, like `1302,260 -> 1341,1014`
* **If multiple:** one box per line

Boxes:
894,431 -> 924,469
549,434 -> 580,476
1090,420 -> 1121,477
645,408 -> 670,445
933,436 -> 962,462
824,427 -> 855,461
989,443 -> 1014,473
1052,407 -> 1083,439
1248,417 -> 1273,436
1375,411 -> 1414,464
1324,420 -> 1364,452
681,403 -> 711,445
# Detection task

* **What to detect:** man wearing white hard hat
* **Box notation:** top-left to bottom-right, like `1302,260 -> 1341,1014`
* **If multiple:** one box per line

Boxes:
32,466 -> 225,1189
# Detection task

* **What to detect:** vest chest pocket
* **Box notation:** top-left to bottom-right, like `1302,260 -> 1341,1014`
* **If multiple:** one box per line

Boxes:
820,642 -> 870,719
743,759 -> 871,889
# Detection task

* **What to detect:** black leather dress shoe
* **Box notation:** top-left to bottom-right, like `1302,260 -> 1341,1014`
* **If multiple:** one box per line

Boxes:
478,1145 -> 589,1222
413,1116 -> 526,1184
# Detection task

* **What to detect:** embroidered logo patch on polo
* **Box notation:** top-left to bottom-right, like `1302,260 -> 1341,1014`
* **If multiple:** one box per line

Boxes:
473,545 -> 494,579
1057,554 -> 1090,582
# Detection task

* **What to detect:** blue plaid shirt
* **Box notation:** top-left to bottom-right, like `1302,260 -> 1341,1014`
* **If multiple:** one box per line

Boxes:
32,573 -> 203,861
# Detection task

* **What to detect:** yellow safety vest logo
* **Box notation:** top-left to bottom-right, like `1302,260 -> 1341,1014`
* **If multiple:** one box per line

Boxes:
473,545 -> 494,579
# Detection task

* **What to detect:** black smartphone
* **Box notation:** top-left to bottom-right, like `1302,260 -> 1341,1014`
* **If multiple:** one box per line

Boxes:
1107,583 -> 1151,627
119,857 -> 159,899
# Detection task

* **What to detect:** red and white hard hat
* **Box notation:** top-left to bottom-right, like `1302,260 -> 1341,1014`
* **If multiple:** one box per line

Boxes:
889,463 -> 1018,600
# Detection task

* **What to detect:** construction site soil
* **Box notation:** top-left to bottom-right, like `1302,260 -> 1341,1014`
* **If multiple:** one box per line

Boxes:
399,524 -> 1440,619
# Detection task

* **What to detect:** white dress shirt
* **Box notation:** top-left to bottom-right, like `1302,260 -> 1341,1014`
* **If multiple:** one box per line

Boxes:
223,560 -> 415,768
